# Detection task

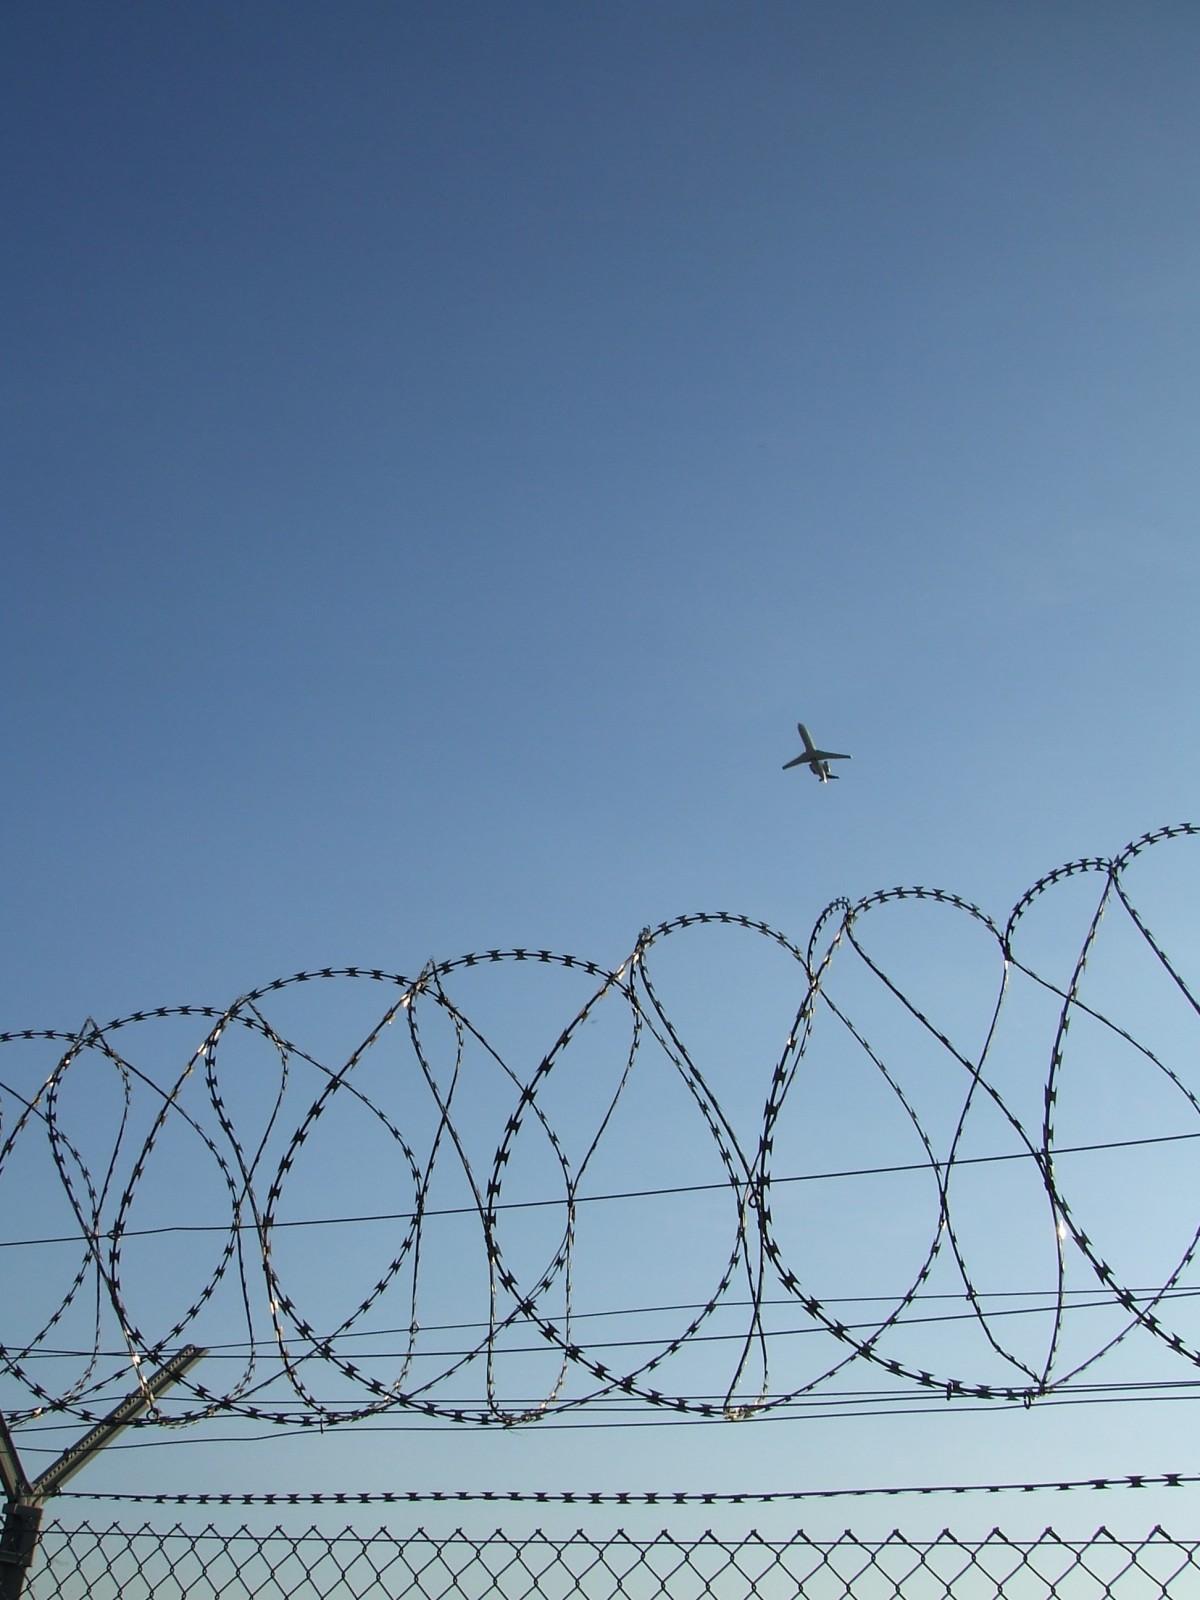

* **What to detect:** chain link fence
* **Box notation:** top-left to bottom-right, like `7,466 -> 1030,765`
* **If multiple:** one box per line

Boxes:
19,1521 -> 1200,1599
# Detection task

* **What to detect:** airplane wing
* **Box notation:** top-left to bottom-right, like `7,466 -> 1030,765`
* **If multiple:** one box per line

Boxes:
810,750 -> 851,762
781,755 -> 808,770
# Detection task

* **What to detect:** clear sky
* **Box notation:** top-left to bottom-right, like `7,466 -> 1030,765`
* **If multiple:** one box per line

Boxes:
4,0 -> 1200,1550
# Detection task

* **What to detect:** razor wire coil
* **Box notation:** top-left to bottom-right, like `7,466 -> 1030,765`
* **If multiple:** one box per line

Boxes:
2,823 -> 1198,1435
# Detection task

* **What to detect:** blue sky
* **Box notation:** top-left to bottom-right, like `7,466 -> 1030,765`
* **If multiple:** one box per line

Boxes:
4,0 -> 1200,1546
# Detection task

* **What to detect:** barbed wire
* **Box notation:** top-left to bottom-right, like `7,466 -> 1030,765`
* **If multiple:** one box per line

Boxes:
51,1469 -> 1200,1506
2,823 -> 1197,1435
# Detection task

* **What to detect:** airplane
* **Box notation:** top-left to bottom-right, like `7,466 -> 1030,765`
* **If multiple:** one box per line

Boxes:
783,723 -> 851,783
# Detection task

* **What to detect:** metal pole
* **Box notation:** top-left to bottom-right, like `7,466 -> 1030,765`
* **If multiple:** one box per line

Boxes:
0,1503 -> 41,1600
0,1345 -> 205,1599
0,1411 -> 36,1600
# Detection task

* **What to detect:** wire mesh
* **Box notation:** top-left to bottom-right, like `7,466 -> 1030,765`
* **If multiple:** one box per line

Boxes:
22,1520 -> 1200,1600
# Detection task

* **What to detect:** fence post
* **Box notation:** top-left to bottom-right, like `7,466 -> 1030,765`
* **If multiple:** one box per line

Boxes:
0,1501 -> 42,1600
0,1346 -> 205,1598
0,1410 -> 38,1600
